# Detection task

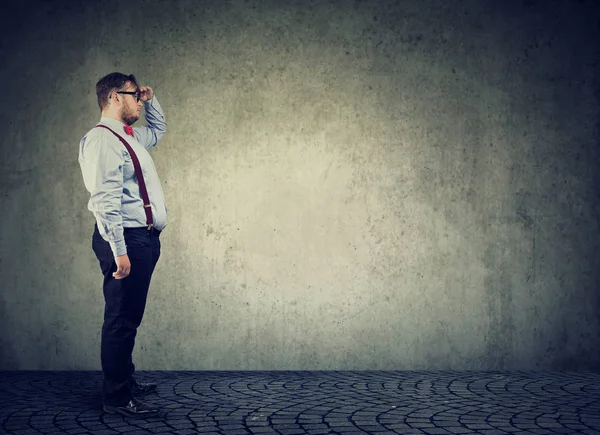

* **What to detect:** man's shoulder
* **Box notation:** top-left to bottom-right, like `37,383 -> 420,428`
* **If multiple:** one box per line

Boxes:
81,124 -> 129,149
82,124 -> 114,140
81,126 -> 105,142
80,125 -> 128,157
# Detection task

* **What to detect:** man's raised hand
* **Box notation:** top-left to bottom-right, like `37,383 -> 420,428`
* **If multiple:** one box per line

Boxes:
139,86 -> 153,102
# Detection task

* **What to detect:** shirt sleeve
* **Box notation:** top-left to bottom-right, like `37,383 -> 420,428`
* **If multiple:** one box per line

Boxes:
82,132 -> 127,257
133,95 -> 167,150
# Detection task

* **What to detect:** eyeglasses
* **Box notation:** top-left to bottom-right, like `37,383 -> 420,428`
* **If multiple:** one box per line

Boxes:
117,91 -> 140,102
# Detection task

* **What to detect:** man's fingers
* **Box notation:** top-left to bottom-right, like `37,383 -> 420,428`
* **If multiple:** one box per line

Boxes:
112,265 -> 130,279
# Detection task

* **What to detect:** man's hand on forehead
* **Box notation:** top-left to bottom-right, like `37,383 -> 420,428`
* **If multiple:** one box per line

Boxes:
139,86 -> 153,102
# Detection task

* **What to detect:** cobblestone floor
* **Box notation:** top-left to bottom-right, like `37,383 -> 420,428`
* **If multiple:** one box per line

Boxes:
0,371 -> 599,434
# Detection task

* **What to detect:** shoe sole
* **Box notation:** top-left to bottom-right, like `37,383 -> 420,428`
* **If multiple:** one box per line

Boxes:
103,405 -> 159,418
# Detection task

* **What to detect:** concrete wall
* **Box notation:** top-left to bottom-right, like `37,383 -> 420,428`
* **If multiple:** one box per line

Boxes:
0,0 -> 599,371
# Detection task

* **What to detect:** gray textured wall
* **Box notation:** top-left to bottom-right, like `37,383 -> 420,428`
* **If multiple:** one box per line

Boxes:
0,0 -> 599,371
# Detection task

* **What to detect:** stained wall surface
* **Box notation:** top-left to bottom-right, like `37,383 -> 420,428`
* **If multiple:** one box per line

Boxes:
0,0 -> 599,370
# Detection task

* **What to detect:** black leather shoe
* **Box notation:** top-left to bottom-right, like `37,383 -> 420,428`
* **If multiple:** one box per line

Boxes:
131,378 -> 157,396
103,398 -> 159,418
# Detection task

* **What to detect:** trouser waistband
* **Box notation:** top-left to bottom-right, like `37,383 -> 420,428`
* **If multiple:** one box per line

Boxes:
123,226 -> 162,236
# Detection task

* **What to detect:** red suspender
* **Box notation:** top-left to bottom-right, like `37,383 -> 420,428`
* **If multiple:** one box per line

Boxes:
95,124 -> 154,230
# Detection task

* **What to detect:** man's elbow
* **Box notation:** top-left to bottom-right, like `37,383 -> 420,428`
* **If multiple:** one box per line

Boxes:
147,128 -> 165,149
155,128 -> 166,145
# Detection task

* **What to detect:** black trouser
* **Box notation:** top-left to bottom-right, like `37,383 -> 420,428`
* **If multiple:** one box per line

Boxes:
92,224 -> 161,406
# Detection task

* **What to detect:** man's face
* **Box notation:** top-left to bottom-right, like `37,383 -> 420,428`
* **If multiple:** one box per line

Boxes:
119,82 -> 142,126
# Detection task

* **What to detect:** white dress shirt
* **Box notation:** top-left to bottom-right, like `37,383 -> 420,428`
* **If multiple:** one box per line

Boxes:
78,96 -> 167,257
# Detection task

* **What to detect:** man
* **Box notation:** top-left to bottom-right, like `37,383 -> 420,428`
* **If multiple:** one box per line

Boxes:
78,72 -> 167,417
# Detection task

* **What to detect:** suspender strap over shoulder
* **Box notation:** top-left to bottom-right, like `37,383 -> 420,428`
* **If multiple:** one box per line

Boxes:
95,124 -> 154,230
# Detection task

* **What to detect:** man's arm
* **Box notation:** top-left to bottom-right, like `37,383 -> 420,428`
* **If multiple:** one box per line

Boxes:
134,87 -> 167,150
82,133 -> 127,257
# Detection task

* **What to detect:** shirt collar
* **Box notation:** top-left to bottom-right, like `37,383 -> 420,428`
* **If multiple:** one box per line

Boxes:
99,116 -> 129,131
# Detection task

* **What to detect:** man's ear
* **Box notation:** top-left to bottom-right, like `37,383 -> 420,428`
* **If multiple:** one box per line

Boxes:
110,92 -> 120,106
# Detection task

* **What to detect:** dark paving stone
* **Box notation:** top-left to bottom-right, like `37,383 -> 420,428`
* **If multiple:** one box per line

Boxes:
0,371 -> 599,434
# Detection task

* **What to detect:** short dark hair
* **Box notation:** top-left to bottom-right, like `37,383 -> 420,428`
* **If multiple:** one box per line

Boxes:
95,72 -> 139,111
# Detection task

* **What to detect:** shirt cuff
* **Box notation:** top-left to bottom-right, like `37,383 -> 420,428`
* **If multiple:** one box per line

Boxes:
109,239 -> 127,257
